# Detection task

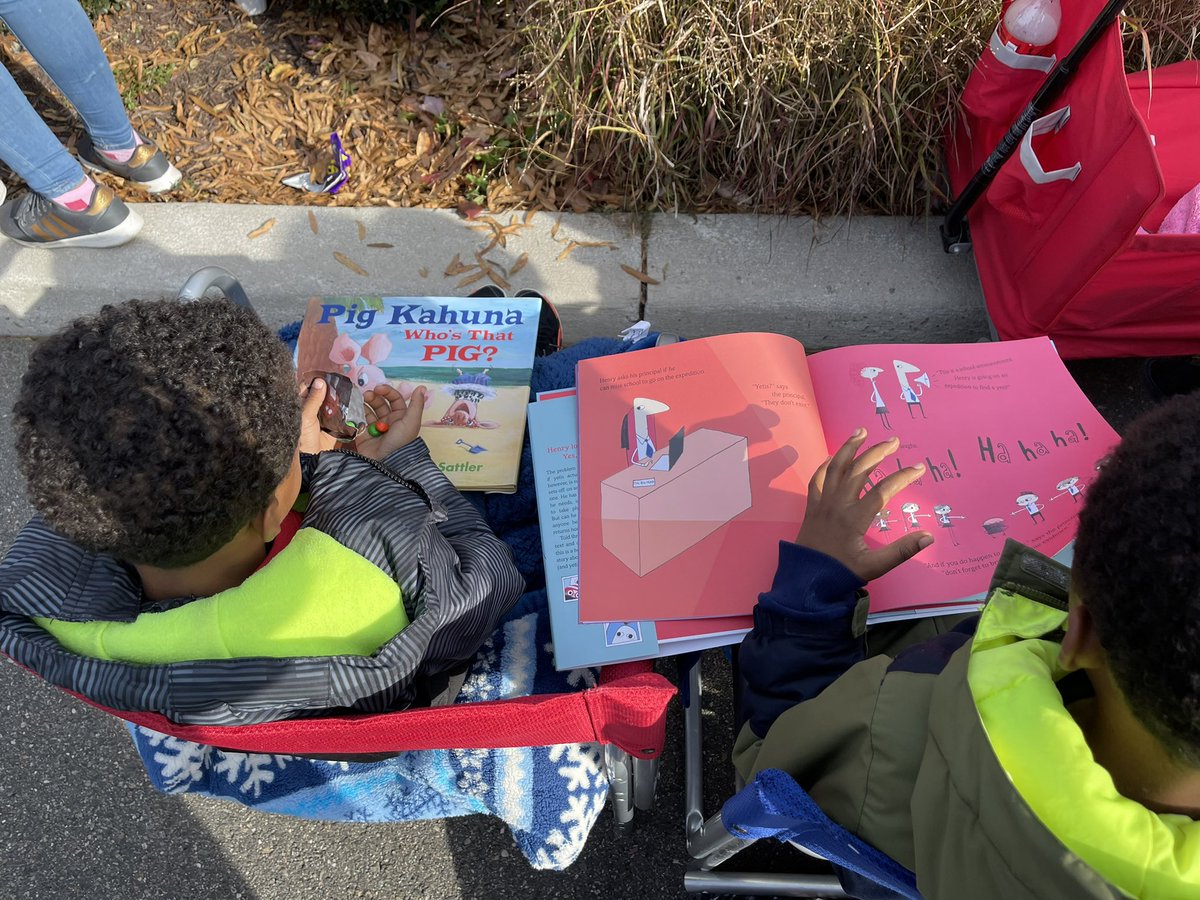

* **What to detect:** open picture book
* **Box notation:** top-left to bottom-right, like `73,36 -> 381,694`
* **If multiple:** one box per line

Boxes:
294,295 -> 541,492
575,334 -> 1118,625
528,388 -> 751,670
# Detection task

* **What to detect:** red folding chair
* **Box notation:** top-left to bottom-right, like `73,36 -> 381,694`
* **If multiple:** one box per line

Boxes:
4,268 -> 676,830
45,658 -> 674,828
943,0 -> 1200,359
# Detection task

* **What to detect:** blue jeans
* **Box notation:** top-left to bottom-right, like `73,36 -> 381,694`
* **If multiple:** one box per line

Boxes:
0,0 -> 136,196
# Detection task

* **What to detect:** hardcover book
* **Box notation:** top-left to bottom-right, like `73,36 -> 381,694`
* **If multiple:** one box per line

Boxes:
528,388 -> 751,670
575,334 -> 1118,624
295,295 -> 541,492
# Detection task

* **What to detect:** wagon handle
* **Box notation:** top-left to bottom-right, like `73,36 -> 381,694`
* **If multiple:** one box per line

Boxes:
177,266 -> 255,312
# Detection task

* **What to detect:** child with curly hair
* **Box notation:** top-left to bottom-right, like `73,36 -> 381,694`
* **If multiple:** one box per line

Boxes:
736,401 -> 1200,898
0,298 -> 524,723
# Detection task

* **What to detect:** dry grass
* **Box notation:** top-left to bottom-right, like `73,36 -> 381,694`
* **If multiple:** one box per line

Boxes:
517,0 -> 1200,216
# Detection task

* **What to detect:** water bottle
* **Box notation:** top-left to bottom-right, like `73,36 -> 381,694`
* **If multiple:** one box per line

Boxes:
996,0 -> 1061,56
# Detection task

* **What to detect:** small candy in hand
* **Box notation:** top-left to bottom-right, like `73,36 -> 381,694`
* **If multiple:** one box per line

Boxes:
367,421 -> 390,438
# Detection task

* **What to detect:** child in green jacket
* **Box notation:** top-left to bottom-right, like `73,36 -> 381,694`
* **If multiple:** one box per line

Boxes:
736,401 -> 1200,898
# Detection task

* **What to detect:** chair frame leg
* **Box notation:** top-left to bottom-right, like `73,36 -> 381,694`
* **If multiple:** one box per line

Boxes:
683,653 -> 705,849
632,754 -> 659,811
684,869 -> 848,897
680,650 -> 845,898
604,744 -> 635,831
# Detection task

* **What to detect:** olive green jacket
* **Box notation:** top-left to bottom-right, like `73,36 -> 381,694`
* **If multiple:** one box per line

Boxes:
734,541 -> 1200,899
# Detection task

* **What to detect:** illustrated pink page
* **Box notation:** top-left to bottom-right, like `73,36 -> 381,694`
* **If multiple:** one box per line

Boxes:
656,615 -> 752,641
577,334 -> 827,622
808,336 -> 1119,616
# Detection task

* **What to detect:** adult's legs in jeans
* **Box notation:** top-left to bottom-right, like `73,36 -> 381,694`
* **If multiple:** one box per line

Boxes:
0,61 -> 85,197
0,0 -> 136,196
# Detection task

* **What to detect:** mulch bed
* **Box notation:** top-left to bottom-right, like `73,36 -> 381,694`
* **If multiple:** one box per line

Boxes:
1,0 -> 599,211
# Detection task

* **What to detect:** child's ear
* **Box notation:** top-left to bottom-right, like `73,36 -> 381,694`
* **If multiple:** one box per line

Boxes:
258,493 -> 288,543
250,489 -> 288,543
1060,602 -> 1105,672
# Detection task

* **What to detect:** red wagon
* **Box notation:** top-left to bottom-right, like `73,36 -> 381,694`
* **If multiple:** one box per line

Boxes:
944,0 -> 1200,359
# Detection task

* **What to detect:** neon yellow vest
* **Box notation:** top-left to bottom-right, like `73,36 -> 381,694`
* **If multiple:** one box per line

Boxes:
969,590 -> 1200,897
36,529 -> 409,662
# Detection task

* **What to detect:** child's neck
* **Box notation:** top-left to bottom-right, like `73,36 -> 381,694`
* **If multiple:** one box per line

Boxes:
135,526 -> 267,603
1074,670 -> 1200,818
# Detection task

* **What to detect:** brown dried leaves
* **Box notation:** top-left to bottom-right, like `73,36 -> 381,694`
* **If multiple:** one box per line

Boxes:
333,252 -> 369,276
247,218 -> 276,239
621,265 -> 661,285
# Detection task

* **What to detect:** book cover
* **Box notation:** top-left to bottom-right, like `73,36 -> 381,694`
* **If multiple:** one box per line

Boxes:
529,390 -> 751,669
576,334 -> 1118,624
295,295 -> 541,492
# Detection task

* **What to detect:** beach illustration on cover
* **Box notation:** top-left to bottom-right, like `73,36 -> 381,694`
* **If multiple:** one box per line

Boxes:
601,396 -> 753,576
295,295 -> 540,491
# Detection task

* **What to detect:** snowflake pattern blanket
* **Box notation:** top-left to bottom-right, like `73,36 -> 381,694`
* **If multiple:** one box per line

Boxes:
129,591 -> 608,870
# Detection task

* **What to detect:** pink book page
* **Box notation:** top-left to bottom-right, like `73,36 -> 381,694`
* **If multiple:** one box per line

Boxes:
577,334 -> 826,622
656,615 -> 753,641
808,337 -> 1119,615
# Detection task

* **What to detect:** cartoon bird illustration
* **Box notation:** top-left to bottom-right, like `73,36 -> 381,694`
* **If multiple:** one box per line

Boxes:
861,366 -> 892,430
893,359 -> 930,418
621,397 -> 670,466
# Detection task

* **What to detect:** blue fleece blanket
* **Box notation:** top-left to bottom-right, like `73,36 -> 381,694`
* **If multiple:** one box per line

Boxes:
130,592 -> 608,869
129,335 -> 660,870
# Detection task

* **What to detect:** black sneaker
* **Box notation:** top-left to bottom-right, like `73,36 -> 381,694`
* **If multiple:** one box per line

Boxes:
515,289 -> 563,356
467,285 -> 507,299
1145,356 -> 1200,400
77,133 -> 182,194
0,185 -> 142,249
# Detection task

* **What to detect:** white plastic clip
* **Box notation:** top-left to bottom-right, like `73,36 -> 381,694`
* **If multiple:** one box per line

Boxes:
1020,107 -> 1082,185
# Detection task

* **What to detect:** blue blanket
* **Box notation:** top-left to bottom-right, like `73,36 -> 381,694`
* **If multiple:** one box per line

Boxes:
130,334 -> 661,869
130,592 -> 609,869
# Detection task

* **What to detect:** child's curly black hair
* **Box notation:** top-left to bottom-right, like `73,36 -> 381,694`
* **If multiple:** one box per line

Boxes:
1074,392 -> 1200,764
14,298 -> 299,568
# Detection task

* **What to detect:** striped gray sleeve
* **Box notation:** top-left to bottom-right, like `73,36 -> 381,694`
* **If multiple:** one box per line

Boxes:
380,439 -> 493,537
302,447 -> 524,656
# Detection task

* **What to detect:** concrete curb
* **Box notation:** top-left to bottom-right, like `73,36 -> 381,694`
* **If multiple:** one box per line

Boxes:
0,204 -> 988,345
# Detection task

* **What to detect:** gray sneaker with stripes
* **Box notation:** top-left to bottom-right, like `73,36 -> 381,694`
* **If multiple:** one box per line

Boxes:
0,185 -> 142,249
77,133 -> 182,194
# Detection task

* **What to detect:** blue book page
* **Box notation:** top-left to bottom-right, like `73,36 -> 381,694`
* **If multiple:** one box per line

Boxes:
527,391 -> 660,670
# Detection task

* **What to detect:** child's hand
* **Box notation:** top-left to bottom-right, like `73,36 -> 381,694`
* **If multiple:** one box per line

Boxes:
355,384 -> 428,460
298,377 -> 339,454
796,428 -> 933,582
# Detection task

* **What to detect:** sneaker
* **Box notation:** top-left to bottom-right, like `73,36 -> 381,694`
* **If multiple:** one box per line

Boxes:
77,133 -> 182,194
515,289 -> 563,357
467,285 -> 506,299
0,186 -> 142,249
1145,356 -> 1200,400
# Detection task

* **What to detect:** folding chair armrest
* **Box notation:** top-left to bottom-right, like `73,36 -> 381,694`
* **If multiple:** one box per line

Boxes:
80,670 -> 676,758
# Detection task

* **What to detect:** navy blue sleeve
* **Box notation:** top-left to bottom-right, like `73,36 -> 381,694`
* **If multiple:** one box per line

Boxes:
737,542 -> 867,738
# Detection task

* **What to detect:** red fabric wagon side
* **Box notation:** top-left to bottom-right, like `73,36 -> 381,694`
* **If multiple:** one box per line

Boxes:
946,0 -> 1200,359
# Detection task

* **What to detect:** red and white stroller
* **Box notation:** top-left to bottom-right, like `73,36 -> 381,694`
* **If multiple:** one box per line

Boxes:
944,0 -> 1200,359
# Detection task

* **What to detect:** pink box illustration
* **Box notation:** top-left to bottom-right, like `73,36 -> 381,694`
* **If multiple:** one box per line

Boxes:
600,428 -> 752,576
